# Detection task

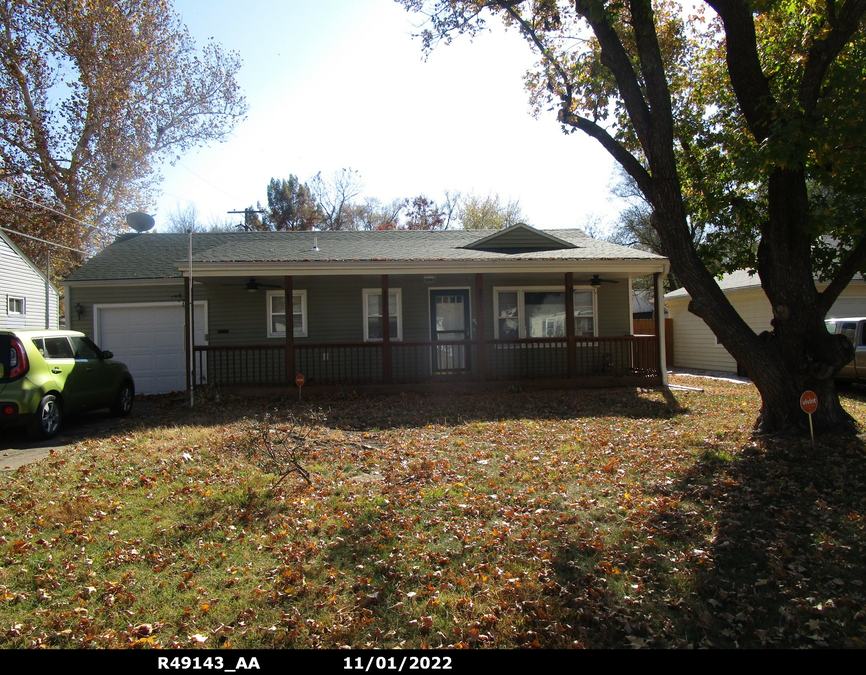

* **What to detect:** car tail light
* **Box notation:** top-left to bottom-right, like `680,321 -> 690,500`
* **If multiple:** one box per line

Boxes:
3,404 -> 16,416
9,337 -> 28,378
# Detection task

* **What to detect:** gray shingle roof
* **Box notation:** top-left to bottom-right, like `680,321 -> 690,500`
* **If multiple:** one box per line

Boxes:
665,270 -> 762,300
665,269 -> 866,300
65,227 -> 666,283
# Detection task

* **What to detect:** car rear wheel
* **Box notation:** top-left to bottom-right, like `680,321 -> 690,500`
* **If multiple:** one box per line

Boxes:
110,381 -> 134,416
27,394 -> 62,440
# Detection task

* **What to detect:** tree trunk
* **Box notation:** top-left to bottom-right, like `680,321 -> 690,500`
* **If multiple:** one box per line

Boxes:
667,169 -> 860,436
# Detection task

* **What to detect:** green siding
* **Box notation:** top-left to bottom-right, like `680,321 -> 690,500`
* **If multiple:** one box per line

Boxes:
66,272 -> 634,346
66,283 -> 196,339
596,281 -> 631,337
303,276 -> 368,343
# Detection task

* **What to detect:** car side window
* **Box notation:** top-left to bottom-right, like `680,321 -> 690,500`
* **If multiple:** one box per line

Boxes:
841,323 -> 857,343
70,336 -> 101,360
31,338 -> 45,356
43,337 -> 74,359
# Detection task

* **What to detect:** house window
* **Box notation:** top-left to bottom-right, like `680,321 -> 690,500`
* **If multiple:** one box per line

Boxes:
494,287 -> 596,338
267,290 -> 307,338
8,297 -> 25,315
573,290 -> 595,337
363,289 -> 402,341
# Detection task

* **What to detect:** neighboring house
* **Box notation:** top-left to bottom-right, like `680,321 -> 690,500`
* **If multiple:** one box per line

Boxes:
1,230 -> 60,330
666,269 -> 866,374
632,288 -> 657,319
64,223 -> 670,395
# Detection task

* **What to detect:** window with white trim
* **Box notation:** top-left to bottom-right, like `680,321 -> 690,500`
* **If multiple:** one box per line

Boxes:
363,288 -> 402,341
572,290 -> 595,337
494,287 -> 596,338
267,290 -> 307,338
7,297 -> 25,315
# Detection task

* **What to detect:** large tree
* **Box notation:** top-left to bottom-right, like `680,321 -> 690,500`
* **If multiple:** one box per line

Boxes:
459,191 -> 526,229
263,176 -> 322,231
399,0 -> 866,435
311,168 -> 365,230
0,0 -> 247,273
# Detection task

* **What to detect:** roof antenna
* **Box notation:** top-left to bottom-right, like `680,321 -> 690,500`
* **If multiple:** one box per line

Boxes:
312,235 -> 319,251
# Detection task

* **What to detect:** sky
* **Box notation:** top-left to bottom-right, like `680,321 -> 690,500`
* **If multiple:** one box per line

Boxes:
154,0 -> 625,232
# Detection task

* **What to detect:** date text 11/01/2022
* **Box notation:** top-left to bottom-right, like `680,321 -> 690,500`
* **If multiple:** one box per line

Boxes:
344,657 -> 453,671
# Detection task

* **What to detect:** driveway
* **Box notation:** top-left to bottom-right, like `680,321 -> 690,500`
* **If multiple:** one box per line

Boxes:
1,399 -> 156,472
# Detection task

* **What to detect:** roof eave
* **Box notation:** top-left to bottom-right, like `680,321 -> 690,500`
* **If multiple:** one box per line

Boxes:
175,258 -> 669,277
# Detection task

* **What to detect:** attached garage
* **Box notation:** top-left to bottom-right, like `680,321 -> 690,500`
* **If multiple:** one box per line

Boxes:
94,303 -> 207,395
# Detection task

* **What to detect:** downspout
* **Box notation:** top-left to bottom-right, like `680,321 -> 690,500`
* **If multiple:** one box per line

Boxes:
45,247 -> 50,329
188,230 -> 195,407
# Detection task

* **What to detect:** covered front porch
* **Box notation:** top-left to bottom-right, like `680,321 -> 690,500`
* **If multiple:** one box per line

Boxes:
185,269 -> 668,392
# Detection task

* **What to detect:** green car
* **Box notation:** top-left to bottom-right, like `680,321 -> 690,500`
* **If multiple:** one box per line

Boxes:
1,329 -> 135,439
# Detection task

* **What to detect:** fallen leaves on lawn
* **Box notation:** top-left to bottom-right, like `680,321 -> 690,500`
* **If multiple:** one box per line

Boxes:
0,379 -> 865,648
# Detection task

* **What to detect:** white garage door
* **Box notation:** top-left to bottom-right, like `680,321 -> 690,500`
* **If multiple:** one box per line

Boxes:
96,304 -> 206,395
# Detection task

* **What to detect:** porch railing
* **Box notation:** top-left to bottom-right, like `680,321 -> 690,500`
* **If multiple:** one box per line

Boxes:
193,335 -> 660,388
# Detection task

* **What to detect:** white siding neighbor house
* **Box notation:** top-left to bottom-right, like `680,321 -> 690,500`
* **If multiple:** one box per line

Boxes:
666,270 -> 866,374
1,230 -> 60,330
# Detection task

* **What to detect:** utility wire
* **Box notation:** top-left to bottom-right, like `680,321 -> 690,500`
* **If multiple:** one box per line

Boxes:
0,225 -> 86,253
2,187 -> 117,237
177,161 -> 242,201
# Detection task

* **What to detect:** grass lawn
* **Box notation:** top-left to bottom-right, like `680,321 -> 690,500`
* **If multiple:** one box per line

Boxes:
1,375 -> 865,649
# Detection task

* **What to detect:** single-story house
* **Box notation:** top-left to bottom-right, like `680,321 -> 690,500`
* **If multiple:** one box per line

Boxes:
666,269 -> 866,374
63,223 -> 670,395
1,229 -> 60,330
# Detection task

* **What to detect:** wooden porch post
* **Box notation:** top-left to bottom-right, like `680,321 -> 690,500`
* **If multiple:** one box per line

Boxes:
381,274 -> 392,383
284,276 -> 294,386
475,273 -> 486,381
565,272 -> 577,378
654,272 -> 668,385
184,278 -> 191,392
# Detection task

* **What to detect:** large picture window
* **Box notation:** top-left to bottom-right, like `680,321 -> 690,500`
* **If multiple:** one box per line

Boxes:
267,290 -> 307,338
494,287 -> 596,338
363,289 -> 402,341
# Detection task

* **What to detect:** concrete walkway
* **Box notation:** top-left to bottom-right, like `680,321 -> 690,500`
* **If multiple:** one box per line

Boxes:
668,367 -> 753,385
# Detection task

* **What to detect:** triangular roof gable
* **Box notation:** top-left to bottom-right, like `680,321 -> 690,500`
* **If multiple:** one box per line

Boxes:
462,222 -> 578,253
0,229 -> 59,292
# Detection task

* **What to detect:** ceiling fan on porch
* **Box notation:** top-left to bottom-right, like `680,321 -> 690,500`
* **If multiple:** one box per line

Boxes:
577,274 -> 619,287
243,278 -> 281,293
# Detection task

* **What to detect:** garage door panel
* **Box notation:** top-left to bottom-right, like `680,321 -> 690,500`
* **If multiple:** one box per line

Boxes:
97,304 -> 206,395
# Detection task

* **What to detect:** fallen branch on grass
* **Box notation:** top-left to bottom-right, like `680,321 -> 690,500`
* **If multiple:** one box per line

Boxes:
243,409 -> 325,487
